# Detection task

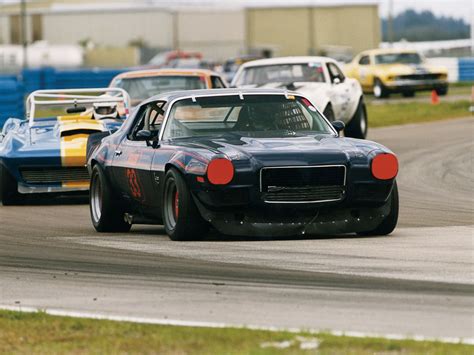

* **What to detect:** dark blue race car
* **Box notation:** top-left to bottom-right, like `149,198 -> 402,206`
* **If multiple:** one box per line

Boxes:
87,88 -> 399,240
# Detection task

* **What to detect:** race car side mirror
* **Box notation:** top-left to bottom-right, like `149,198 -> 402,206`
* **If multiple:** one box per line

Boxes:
333,77 -> 341,85
331,120 -> 345,134
136,129 -> 160,148
136,129 -> 152,140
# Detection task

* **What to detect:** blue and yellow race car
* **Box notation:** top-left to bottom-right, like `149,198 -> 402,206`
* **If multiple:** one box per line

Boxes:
0,88 -> 130,204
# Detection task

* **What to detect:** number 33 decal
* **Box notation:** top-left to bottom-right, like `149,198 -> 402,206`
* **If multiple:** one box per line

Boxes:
126,168 -> 143,200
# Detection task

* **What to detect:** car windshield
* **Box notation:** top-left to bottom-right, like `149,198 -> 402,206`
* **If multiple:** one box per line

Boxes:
113,76 -> 207,104
162,94 -> 334,140
236,63 -> 326,86
375,53 -> 422,65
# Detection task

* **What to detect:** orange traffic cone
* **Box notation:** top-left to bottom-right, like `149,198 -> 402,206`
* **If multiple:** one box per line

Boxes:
431,90 -> 439,105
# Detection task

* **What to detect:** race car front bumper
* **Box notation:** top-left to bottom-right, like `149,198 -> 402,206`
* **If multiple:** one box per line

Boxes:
384,79 -> 447,92
17,181 -> 89,194
197,201 -> 391,237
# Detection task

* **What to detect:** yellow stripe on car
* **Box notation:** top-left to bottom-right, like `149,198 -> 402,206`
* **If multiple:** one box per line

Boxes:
58,115 -> 105,188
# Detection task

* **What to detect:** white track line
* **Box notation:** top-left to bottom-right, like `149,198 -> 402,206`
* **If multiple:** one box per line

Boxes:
1,305 -> 472,345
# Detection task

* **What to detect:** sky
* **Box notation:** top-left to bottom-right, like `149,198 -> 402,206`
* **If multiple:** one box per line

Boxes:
0,0 -> 472,22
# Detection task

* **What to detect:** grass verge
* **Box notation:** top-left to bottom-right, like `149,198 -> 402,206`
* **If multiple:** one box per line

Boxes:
0,310 -> 472,354
367,100 -> 472,128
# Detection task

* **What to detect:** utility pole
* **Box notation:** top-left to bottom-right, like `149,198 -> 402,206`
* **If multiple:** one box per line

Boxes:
21,0 -> 28,69
387,0 -> 394,46
471,2 -> 473,56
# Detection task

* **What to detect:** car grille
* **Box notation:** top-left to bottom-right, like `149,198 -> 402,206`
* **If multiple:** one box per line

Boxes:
398,73 -> 440,81
260,165 -> 346,203
20,167 -> 90,184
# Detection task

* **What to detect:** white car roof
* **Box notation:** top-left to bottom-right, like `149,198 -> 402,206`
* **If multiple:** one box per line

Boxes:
240,56 -> 336,68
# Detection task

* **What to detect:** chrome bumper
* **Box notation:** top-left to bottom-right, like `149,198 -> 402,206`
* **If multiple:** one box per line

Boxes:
385,79 -> 447,88
18,182 -> 89,194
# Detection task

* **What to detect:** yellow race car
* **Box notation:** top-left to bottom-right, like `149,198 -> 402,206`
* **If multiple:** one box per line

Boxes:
344,49 -> 448,98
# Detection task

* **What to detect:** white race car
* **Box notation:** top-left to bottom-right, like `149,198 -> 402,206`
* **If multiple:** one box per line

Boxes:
231,56 -> 367,139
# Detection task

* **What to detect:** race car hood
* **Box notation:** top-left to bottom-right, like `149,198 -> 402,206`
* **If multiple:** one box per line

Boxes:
1,116 -> 124,167
373,63 -> 448,76
175,134 -> 388,168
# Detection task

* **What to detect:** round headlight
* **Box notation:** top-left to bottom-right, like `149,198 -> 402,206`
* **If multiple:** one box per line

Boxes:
207,158 -> 234,185
371,153 -> 398,180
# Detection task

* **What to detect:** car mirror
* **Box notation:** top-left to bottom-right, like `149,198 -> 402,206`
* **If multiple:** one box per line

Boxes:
136,129 -> 160,148
333,77 -> 342,85
66,106 -> 87,114
136,129 -> 153,140
331,120 -> 345,134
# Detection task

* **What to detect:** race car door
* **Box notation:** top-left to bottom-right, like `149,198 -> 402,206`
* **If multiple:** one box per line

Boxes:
111,102 -> 165,208
326,62 -> 352,120
356,55 -> 373,90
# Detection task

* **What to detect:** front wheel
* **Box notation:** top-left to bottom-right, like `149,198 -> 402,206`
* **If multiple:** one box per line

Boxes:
436,86 -> 448,96
162,168 -> 209,241
358,180 -> 399,236
323,104 -> 335,122
90,164 -> 131,232
373,78 -> 389,99
0,164 -> 22,205
344,100 -> 368,139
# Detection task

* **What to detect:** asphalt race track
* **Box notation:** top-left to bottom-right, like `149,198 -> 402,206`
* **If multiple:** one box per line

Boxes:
1,117 -> 473,340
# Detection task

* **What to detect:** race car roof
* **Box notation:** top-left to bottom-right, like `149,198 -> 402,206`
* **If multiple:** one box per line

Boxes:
358,48 -> 420,56
240,56 -> 337,68
113,68 -> 220,80
141,88 -> 300,105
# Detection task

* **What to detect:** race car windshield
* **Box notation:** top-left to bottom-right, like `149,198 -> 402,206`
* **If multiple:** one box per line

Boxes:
375,53 -> 422,65
113,76 -> 207,102
236,63 -> 325,86
163,95 -> 335,140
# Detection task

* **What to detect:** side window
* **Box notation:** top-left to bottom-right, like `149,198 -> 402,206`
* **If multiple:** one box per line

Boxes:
211,75 -> 226,88
128,101 -> 166,140
359,55 -> 370,65
326,62 -> 346,83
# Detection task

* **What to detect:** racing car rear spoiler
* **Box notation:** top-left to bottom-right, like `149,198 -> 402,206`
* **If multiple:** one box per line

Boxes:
26,88 -> 131,127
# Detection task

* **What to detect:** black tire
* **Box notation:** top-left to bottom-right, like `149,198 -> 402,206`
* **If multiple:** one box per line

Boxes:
373,78 -> 389,99
90,164 -> 131,232
0,164 -> 22,205
344,99 -> 368,139
323,104 -> 335,122
436,86 -> 448,96
402,91 -> 415,98
162,168 -> 209,241
358,180 -> 399,236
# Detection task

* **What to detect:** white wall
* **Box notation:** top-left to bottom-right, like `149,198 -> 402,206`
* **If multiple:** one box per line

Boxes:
0,16 -> 9,44
42,10 -> 174,48
426,57 -> 459,83
177,9 -> 245,60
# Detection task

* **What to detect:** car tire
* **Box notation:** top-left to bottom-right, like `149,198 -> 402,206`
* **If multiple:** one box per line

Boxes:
344,99 -> 368,139
0,164 -> 22,205
436,86 -> 448,96
162,168 -> 209,241
323,104 -> 335,122
358,180 -> 399,236
90,164 -> 131,233
373,78 -> 389,99
402,91 -> 415,98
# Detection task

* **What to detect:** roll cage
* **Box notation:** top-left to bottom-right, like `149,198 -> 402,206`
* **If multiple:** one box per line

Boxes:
26,88 -> 131,127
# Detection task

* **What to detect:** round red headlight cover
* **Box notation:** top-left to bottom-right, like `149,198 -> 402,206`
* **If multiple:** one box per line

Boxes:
372,153 -> 398,180
207,158 -> 234,185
